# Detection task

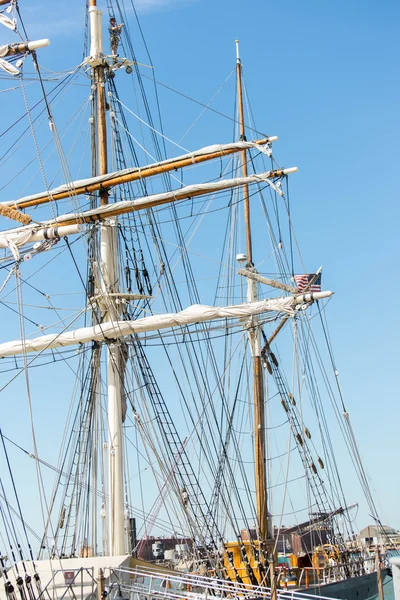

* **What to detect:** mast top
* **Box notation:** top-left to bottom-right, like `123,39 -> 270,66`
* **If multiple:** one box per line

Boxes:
235,39 -> 240,64
88,0 -> 104,66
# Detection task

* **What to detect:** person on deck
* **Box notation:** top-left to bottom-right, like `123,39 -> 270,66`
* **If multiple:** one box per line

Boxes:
108,17 -> 124,56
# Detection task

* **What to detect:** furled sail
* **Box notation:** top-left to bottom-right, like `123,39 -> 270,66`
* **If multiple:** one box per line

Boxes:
0,170 -> 297,249
0,138 -> 278,210
0,292 -> 332,357
0,57 -> 19,76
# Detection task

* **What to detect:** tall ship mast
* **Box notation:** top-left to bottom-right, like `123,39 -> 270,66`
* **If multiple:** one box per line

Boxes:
88,0 -> 126,557
235,36 -> 273,582
0,2 -> 392,600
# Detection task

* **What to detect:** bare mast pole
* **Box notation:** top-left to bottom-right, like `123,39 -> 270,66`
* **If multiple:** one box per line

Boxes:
236,40 -> 268,545
236,41 -> 252,264
89,0 -> 126,556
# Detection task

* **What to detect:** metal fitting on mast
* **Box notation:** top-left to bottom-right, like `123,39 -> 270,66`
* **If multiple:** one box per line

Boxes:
235,39 -> 241,64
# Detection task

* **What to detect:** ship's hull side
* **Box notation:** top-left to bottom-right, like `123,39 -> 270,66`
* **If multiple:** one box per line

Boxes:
305,569 -> 389,600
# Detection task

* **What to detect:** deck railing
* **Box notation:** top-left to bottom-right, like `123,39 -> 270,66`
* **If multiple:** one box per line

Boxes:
17,557 -> 378,600
296,556 -> 376,587
110,564 -> 340,600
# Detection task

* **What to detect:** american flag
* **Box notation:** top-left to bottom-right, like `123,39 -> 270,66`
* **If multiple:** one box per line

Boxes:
294,273 -> 321,292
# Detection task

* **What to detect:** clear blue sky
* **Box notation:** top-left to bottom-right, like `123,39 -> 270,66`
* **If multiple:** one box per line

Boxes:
0,0 -> 399,546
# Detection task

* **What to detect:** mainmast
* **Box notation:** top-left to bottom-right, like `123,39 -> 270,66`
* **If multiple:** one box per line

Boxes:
88,0 -> 126,556
235,41 -> 268,544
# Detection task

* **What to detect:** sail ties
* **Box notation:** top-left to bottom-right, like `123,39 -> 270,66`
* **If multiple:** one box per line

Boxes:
0,234 -> 20,261
0,12 -> 16,32
0,261 -> 18,296
0,55 -> 18,75
252,140 -> 273,158
256,163 -> 295,197
0,39 -> 18,75
0,227 -> 64,263
0,226 -> 80,259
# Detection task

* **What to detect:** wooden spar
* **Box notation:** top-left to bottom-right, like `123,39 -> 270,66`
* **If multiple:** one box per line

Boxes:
0,292 -> 333,357
0,138 -> 273,211
267,316 -> 288,346
236,41 -> 252,264
238,268 -> 298,294
0,171 -> 298,249
3,40 -> 50,56
21,170 -> 295,230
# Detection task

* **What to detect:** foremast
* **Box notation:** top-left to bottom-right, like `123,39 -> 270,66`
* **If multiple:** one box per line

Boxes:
236,39 -> 271,570
88,0 -> 126,556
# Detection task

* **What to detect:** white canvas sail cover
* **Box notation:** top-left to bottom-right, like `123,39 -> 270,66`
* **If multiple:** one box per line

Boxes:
0,226 -> 80,257
42,172 -> 294,224
0,139 -> 278,209
0,45 -> 10,57
0,14 -> 16,30
0,170 -> 297,254
0,292 -> 332,358
0,57 -> 19,75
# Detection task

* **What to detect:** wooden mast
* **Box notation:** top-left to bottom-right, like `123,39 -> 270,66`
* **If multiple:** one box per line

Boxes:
89,0 -> 125,556
236,39 -> 277,598
236,41 -> 252,264
236,39 -> 269,545
89,0 -> 108,203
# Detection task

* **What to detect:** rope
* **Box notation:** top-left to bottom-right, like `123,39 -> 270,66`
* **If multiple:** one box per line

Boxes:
110,92 -> 190,152
19,74 -> 57,220
0,204 -> 31,225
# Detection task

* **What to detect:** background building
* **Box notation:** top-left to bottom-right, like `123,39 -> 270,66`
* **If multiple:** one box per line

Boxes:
358,525 -> 400,546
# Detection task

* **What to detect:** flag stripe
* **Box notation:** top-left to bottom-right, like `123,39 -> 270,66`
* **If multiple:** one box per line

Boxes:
294,273 -> 321,292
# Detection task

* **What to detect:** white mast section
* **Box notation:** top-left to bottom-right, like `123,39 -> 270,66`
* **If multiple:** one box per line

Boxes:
87,1 -> 125,556
99,222 -> 126,556
0,292 -> 332,358
88,4 -> 104,62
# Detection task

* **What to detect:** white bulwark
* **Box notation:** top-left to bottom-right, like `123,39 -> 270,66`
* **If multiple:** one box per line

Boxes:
390,556 -> 400,600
